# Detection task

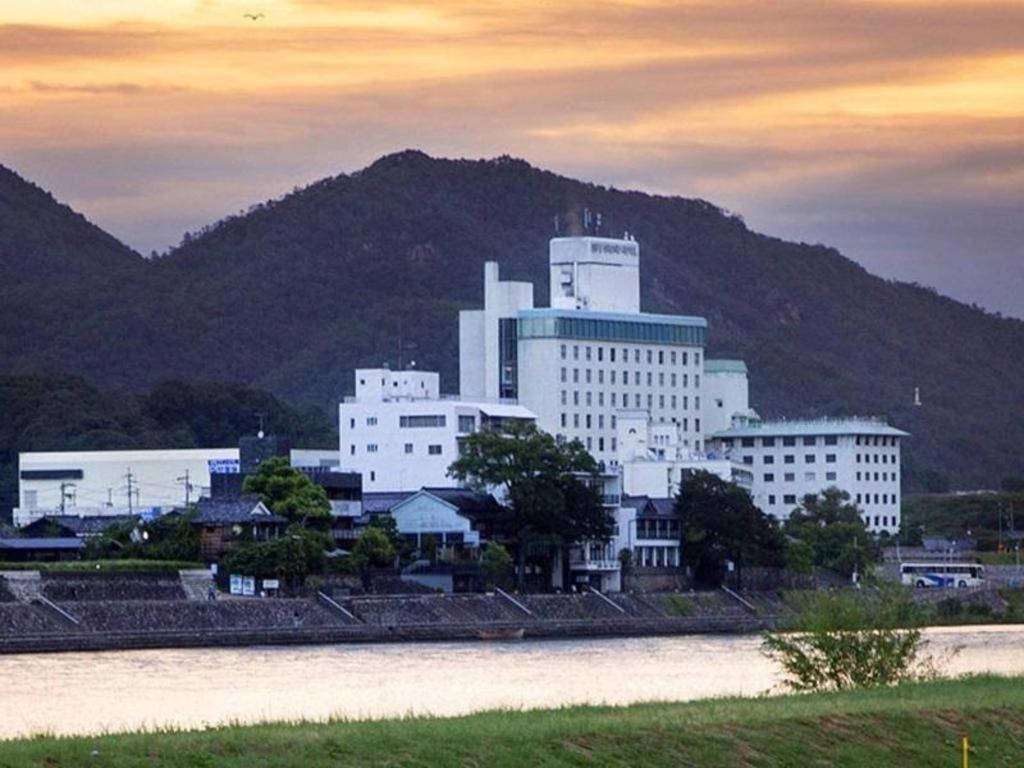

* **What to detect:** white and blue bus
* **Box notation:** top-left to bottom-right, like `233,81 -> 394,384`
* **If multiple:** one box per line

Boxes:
900,562 -> 984,588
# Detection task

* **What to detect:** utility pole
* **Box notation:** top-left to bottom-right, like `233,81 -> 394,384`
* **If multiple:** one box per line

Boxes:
177,469 -> 193,506
59,482 -> 76,514
125,469 -> 136,514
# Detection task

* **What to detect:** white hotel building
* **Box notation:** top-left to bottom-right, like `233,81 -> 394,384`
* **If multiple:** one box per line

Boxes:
710,417 -> 908,533
460,237 -> 708,467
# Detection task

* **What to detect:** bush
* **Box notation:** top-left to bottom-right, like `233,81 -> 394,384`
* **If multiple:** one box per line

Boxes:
762,586 -> 943,691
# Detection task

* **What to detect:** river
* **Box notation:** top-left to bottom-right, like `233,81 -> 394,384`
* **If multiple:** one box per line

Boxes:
1,625 -> 1023,740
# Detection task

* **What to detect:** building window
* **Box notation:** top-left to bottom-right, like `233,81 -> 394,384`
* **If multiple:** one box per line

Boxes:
741,437 -> 755,447
574,414 -> 580,428
784,472 -> 795,482
764,473 -> 775,482
598,437 -> 605,451
804,472 -> 816,482
366,416 -> 377,426
404,443 -> 413,454
585,346 -> 592,361
783,494 -> 796,505
825,435 -> 838,446
586,392 -> 592,406
561,413 -> 567,428
743,456 -> 754,465
428,445 -> 443,455
784,455 -> 795,464
573,368 -> 579,383
825,454 -> 836,463
399,415 -> 446,428
768,495 -> 777,505
826,472 -> 837,481
366,444 -> 378,453
573,391 -> 579,405
805,454 -> 816,464
561,390 -> 567,406
458,415 -> 476,433
349,418 -> 355,429
586,414 -> 592,429
573,345 -> 579,360
783,436 -> 796,447
764,455 -> 775,465
349,445 -> 355,455
561,367 -> 567,383
560,344 -> 567,360
762,437 -> 775,447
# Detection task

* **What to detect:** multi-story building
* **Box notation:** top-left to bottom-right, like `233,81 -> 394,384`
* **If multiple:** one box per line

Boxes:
710,417 -> 908,533
339,368 -> 536,493
459,236 -> 708,466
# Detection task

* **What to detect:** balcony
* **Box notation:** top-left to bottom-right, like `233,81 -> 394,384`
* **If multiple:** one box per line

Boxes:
329,500 -> 363,517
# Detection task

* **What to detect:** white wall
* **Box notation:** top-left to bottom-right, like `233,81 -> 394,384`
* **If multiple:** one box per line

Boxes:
15,448 -> 239,526
549,237 -> 640,313
702,369 -> 749,437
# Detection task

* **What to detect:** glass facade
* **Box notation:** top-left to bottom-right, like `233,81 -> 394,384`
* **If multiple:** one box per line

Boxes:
517,314 -> 705,346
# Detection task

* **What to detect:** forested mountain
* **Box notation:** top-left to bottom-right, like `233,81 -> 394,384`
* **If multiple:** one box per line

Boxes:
1,150 -> 1022,491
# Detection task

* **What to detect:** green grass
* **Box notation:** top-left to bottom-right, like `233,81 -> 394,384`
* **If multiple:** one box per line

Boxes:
658,593 -> 693,616
0,560 -> 203,573
2,676 -> 1023,767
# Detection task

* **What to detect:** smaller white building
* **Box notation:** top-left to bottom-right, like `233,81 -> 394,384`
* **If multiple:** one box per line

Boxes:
340,368 -> 536,493
616,410 -> 752,499
711,417 -> 909,533
15,448 -> 240,526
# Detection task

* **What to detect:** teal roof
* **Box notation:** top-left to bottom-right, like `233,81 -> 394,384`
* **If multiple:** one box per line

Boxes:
705,359 -> 747,375
714,418 -> 909,439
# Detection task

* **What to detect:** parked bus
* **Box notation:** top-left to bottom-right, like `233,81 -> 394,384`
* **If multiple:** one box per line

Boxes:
900,562 -> 984,588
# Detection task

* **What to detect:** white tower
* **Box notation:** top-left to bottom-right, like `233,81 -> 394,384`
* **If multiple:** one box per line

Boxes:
549,237 -> 640,313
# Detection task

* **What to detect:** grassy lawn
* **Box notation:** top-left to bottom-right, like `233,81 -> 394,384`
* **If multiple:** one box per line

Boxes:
1,676 -> 1022,767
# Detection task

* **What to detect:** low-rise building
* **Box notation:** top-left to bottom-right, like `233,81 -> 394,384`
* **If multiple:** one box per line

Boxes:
711,416 -> 908,533
184,496 -> 287,561
339,368 -> 536,492
14,448 -> 240,526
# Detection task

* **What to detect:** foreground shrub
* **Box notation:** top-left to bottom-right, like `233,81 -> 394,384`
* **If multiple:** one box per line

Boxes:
762,585 -> 945,691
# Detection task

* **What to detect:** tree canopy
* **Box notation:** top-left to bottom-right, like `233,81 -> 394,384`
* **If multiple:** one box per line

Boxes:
675,471 -> 784,586
448,422 -> 611,586
784,488 -> 878,578
242,456 -> 331,526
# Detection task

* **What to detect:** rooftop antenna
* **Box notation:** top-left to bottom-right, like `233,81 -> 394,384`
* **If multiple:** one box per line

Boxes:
256,412 -> 266,439
913,387 -> 922,407
553,214 -> 561,235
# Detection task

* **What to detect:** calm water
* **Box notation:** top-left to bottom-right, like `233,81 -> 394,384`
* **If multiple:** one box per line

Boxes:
1,625 -> 1022,740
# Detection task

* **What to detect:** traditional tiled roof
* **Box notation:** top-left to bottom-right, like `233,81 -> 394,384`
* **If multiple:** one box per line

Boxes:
191,496 -> 287,526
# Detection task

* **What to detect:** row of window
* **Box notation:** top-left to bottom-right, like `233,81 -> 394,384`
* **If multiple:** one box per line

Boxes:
856,493 -> 898,506
734,434 -> 840,448
743,453 -> 837,466
519,314 -> 706,346
857,471 -> 898,483
559,412 -> 702,434
559,344 -> 701,367
856,436 -> 898,446
560,389 -> 700,412
351,443 -> 443,456
559,367 -> 700,390
856,453 -> 897,464
866,515 -> 897,528
764,471 -> 838,483
348,414 -> 479,432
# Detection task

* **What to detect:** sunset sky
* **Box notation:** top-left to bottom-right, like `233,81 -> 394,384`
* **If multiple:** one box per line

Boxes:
2,0 -> 1022,316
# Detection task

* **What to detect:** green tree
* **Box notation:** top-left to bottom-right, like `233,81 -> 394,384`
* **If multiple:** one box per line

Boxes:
349,527 -> 396,573
480,542 -> 514,589
784,487 -> 878,579
223,526 -> 329,587
676,471 -> 784,587
242,456 -> 331,526
762,585 -> 935,691
448,422 -> 611,589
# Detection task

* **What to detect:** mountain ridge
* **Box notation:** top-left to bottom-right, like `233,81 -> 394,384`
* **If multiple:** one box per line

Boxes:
1,151 -> 1021,491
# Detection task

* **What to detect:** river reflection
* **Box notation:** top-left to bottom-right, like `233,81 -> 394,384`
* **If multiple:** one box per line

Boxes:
1,624 -> 1022,739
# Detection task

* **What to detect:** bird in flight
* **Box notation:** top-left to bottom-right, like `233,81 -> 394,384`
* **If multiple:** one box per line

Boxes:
243,13 -> 264,20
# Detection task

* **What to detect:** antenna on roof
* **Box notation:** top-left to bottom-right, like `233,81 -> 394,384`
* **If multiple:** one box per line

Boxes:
913,387 -> 922,407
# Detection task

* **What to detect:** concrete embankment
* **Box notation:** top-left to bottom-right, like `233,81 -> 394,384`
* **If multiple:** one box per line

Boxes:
0,571 -> 782,654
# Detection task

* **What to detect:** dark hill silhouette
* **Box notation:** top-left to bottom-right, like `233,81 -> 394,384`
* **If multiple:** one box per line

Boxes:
1,151 -> 1021,491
